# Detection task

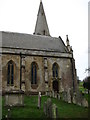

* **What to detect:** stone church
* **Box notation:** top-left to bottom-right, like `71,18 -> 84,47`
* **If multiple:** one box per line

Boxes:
1,1 -> 77,95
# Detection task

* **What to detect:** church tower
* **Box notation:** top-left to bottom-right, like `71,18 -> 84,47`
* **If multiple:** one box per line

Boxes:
34,0 -> 50,36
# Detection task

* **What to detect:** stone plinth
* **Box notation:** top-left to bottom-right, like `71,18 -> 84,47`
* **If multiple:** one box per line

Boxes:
5,90 -> 24,106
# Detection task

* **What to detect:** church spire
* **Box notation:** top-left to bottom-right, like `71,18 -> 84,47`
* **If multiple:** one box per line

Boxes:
34,1 -> 50,36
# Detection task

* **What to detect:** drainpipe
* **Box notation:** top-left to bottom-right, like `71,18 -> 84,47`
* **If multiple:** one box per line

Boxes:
71,53 -> 75,92
20,52 -> 22,90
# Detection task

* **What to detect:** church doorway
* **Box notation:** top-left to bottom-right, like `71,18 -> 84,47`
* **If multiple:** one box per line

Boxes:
53,80 -> 59,93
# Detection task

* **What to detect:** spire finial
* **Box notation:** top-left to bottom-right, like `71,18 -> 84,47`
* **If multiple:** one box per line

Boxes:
40,0 -> 42,3
66,35 -> 69,41
66,35 -> 70,46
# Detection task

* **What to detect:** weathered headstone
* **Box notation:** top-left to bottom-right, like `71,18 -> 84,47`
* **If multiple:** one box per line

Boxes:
67,89 -> 71,103
51,103 -> 58,118
43,98 -> 58,118
58,93 -> 60,100
43,102 -> 47,115
72,93 -> 76,104
46,98 -> 52,118
52,91 -> 54,98
82,98 -> 88,107
72,90 -> 88,107
62,91 -> 68,102
7,108 -> 11,118
37,92 -> 41,109
75,90 -> 83,106
45,91 -> 48,96
54,92 -> 57,98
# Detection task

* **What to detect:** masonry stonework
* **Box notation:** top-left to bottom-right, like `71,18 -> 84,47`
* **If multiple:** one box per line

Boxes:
2,54 -> 20,92
1,1 -> 78,95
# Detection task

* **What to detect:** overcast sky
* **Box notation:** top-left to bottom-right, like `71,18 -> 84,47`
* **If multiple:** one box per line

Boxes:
0,0 -> 89,80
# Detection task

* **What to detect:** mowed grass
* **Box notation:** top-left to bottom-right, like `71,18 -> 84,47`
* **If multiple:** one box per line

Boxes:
2,95 -> 89,119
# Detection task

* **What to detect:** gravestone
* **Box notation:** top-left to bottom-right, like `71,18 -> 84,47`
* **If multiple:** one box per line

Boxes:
67,89 -> 71,103
72,90 -> 88,107
5,90 -> 24,106
43,98 -> 58,118
58,93 -> 60,100
54,92 -> 57,98
37,92 -> 41,109
72,93 -> 76,104
76,91 -> 82,106
46,98 -> 52,117
52,91 -> 54,98
82,98 -> 88,107
62,91 -> 68,102
51,103 -> 58,118
43,102 -> 47,115
7,108 -> 11,119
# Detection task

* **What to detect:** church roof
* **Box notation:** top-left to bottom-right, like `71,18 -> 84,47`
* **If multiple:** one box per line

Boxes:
34,1 -> 50,36
1,31 -> 68,53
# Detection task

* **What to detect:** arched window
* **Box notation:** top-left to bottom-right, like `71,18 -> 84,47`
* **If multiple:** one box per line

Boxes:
52,63 -> 58,78
31,62 -> 38,84
7,60 -> 14,85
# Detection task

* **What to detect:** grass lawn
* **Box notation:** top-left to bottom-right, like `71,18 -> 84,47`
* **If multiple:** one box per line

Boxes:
2,95 -> 89,119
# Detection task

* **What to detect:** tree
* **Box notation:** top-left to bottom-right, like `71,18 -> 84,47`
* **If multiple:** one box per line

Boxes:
83,76 -> 90,94
85,68 -> 90,72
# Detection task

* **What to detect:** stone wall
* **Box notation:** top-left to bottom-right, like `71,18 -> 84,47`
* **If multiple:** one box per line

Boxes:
2,49 -> 76,94
25,56 -> 45,93
48,57 -> 73,92
2,54 -> 20,92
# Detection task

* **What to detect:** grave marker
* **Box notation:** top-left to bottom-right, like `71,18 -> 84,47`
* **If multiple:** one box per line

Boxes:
37,92 -> 41,109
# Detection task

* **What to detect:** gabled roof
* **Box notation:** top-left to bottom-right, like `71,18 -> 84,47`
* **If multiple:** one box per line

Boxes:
1,31 -> 68,53
34,1 -> 50,36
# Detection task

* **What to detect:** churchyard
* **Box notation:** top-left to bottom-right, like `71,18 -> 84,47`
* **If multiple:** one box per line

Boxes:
2,81 -> 89,119
2,93 -> 89,119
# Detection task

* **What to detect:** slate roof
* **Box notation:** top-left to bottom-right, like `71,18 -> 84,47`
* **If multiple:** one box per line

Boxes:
1,31 -> 68,53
